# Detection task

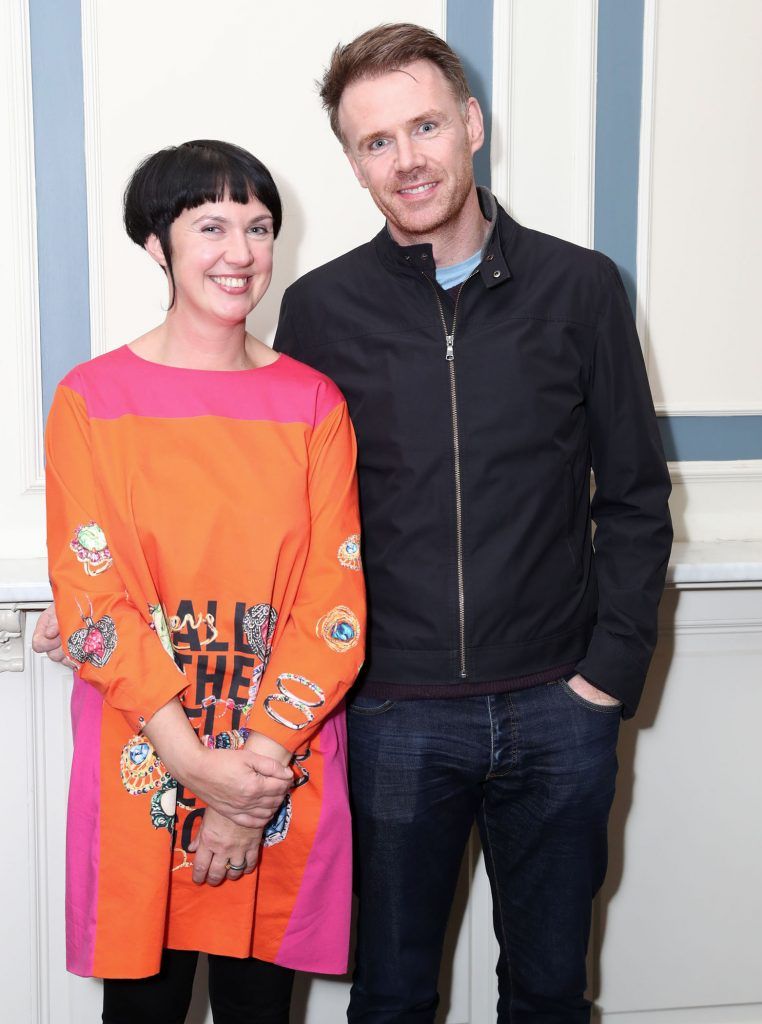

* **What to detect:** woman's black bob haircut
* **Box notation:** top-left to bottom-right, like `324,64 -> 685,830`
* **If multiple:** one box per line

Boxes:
123,140 -> 282,306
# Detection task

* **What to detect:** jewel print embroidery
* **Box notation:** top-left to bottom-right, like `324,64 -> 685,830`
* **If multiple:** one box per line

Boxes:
264,674 -> 326,731
148,602 -> 176,661
337,533 -> 362,571
263,749 -> 310,847
242,603 -> 278,665
120,735 -> 177,834
316,605 -> 361,653
70,522 -> 113,576
67,612 -> 117,668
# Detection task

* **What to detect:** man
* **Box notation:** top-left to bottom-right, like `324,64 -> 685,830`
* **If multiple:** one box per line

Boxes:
36,22 -> 672,1024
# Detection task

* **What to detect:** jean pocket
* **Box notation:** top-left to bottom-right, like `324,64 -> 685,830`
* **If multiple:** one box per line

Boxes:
348,695 -> 395,716
560,679 -> 622,715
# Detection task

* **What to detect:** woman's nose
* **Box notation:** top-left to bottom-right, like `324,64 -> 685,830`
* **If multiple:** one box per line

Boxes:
226,230 -> 253,266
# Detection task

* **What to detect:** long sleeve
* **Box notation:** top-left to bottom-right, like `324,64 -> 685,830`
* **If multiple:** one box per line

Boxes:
244,399 -> 365,752
575,259 -> 673,716
46,381 -> 187,733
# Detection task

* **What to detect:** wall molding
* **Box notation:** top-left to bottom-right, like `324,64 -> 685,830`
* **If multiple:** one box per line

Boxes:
80,0 -> 106,358
668,617 -> 762,637
490,0 -> 514,211
636,0 -> 658,367
6,0 -> 43,494
656,404 -> 762,417
572,0 -> 598,248
668,460 -> 762,485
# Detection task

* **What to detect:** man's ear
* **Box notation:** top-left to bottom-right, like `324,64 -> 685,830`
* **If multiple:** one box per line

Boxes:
465,96 -> 485,156
144,233 -> 167,267
344,148 -> 369,190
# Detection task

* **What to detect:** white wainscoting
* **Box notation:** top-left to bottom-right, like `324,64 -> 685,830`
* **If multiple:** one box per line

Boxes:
3,574 -> 760,1023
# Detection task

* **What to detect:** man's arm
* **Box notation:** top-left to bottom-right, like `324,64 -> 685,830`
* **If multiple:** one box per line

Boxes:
574,258 -> 673,717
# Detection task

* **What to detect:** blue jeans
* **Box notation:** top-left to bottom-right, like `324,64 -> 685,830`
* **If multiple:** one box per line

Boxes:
346,679 -> 620,1024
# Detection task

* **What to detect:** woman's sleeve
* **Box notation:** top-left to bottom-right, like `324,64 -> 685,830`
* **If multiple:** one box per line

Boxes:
245,398 -> 365,752
45,381 -> 187,733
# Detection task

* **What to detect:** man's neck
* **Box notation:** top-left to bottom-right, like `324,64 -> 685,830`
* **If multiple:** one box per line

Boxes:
388,186 -> 488,268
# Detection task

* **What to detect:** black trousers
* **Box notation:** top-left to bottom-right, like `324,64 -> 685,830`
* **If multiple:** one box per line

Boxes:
102,947 -> 295,1024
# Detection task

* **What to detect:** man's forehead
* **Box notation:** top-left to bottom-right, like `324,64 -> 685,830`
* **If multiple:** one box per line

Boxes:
338,61 -> 456,137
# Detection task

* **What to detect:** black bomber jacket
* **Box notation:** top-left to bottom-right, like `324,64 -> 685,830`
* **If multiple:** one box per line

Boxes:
274,192 -> 673,717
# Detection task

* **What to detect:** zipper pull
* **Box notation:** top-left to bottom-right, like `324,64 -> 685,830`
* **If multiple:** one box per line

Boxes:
445,334 -> 455,361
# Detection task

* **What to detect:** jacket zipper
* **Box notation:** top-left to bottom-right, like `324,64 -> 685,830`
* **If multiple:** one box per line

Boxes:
423,272 -> 476,679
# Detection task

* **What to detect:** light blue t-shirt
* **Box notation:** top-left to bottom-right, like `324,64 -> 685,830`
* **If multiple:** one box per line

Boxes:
436,249 -> 482,290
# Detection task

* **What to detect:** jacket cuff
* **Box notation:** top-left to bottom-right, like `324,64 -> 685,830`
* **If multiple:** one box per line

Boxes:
575,626 -> 652,719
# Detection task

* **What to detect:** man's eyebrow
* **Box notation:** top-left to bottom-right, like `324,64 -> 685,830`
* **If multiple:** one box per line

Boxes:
355,109 -> 449,150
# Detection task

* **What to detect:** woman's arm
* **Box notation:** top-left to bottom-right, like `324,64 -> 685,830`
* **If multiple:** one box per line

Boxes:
242,395 -> 366,752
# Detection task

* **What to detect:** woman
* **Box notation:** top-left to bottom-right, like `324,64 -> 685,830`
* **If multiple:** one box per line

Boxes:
45,140 -> 365,1023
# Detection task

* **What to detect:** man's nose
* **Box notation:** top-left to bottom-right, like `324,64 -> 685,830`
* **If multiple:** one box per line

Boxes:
395,135 -> 425,174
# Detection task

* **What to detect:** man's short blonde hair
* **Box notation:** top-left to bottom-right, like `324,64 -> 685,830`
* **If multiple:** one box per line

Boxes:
319,23 -> 472,144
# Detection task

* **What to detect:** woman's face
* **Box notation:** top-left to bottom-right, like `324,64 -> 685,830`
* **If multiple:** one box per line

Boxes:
157,194 -> 275,325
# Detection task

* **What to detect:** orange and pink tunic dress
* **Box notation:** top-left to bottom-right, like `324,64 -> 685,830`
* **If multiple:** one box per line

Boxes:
45,345 -> 365,979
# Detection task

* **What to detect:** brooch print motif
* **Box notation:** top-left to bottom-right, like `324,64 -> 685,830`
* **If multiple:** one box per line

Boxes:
70,522 -> 113,576
67,613 -> 117,668
316,606 -> 361,654
242,603 -> 278,665
337,534 -> 362,571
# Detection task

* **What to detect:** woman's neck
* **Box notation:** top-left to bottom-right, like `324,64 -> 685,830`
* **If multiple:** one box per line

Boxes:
132,314 -> 254,371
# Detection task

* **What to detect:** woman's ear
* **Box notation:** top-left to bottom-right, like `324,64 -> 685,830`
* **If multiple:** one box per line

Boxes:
145,234 -> 167,268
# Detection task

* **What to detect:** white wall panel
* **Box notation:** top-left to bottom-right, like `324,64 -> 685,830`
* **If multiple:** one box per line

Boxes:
595,586 -> 762,1020
82,0 -> 445,357
491,0 -> 597,247
0,0 -> 45,559
646,0 -> 762,414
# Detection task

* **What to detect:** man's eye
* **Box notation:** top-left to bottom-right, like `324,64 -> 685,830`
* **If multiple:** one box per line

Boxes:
419,122 -> 436,134
369,138 -> 387,151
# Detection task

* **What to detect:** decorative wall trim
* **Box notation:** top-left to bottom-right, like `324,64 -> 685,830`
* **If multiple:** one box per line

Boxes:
6,0 -> 43,494
657,404 -> 762,417
23,630 -> 44,1022
668,460 -> 762,485
572,0 -> 598,248
80,0 -> 106,358
668,617 -> 762,637
636,0 -> 657,365
490,0 -> 514,211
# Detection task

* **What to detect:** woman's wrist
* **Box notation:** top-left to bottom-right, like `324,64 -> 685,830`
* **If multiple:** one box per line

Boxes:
243,730 -> 292,767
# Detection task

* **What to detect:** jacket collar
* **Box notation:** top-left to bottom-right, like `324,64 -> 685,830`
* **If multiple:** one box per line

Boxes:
372,187 -> 515,289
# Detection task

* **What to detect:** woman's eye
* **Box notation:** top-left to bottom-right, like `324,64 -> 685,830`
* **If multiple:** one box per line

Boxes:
202,224 -> 221,233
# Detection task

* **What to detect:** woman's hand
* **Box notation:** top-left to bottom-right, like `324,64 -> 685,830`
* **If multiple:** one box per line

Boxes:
32,604 -> 77,668
142,700 -> 293,827
185,747 -> 293,828
188,806 -> 264,886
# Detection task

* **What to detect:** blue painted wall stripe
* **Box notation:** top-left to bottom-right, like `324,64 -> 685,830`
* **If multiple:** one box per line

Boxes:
594,0 -> 645,311
658,417 -> 762,463
446,0 -> 493,189
29,0 -> 91,423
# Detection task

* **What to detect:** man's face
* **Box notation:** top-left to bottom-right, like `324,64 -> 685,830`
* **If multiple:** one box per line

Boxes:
338,60 -> 484,243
